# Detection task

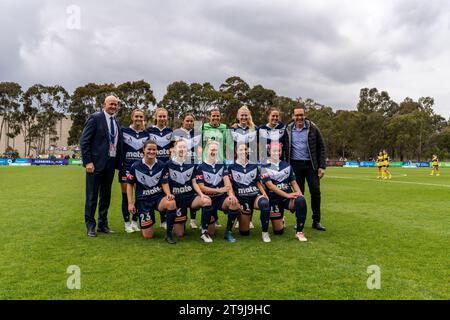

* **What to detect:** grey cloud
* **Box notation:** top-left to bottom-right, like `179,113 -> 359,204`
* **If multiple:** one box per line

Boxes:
0,0 -> 449,118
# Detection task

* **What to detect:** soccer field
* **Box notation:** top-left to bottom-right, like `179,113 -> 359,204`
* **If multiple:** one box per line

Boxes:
0,166 -> 448,300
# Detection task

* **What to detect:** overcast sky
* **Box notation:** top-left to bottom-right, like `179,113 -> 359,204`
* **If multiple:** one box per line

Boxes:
1,0 -> 449,119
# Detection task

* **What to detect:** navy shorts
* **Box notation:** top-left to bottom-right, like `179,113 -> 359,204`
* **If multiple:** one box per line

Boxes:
136,194 -> 165,229
236,195 -> 260,216
118,166 -> 130,183
269,197 -> 292,221
210,194 -> 227,212
174,193 -> 197,224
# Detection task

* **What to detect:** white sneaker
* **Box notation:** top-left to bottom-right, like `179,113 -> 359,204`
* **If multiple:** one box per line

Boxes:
160,221 -> 167,230
235,221 -> 240,229
262,232 -> 271,243
249,221 -> 255,229
296,231 -> 308,242
124,222 -> 134,233
131,221 -> 140,232
215,221 -> 222,228
190,220 -> 198,229
201,232 -> 213,243
283,217 -> 287,228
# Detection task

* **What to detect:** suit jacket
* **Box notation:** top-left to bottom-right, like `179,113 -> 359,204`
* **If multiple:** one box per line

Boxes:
284,119 -> 327,171
80,111 -> 123,171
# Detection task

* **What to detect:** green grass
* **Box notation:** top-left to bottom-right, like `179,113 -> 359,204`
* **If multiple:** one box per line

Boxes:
0,166 -> 448,300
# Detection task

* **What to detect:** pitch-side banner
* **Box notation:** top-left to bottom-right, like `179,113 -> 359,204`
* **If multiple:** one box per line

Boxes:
344,161 -> 359,167
359,161 -> 375,167
389,162 -> 403,167
9,158 -> 32,166
32,159 -> 69,165
69,159 -> 83,165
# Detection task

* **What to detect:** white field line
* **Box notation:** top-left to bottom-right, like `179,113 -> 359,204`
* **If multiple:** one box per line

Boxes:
327,175 -> 450,188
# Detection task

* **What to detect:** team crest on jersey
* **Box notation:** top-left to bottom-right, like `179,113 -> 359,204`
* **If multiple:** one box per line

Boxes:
264,167 -> 290,182
231,130 -> 257,144
203,168 -> 224,186
149,133 -> 172,147
123,132 -> 148,150
260,129 -> 284,141
135,170 -> 162,188
231,168 -> 258,185
169,166 -> 195,184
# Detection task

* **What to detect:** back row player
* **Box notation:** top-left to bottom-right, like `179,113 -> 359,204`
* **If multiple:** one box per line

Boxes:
119,106 -> 304,240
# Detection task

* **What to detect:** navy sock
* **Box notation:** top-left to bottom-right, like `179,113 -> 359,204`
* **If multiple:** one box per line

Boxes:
190,209 -> 197,220
121,193 -> 129,222
165,209 -> 176,237
160,211 -> 167,224
227,209 -> 239,232
295,196 -> 307,232
201,206 -> 214,231
258,198 -> 270,232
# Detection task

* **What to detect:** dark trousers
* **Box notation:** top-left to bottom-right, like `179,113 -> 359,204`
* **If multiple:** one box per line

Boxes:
291,160 -> 322,223
84,158 -> 116,230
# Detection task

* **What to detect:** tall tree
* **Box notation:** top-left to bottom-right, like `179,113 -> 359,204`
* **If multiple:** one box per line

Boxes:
116,80 -> 156,126
357,87 -> 398,116
23,84 -> 69,155
159,81 -> 191,126
219,76 -> 251,124
188,82 -> 221,122
0,82 -> 22,149
68,83 -> 116,146
246,84 -> 276,124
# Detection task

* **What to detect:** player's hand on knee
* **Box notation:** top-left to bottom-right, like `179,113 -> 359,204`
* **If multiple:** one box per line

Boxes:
228,195 -> 238,206
166,193 -> 175,201
201,194 -> 212,205
291,191 -> 302,198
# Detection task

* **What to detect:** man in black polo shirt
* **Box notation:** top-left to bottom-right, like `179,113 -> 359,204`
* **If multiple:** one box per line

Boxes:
285,104 -> 327,231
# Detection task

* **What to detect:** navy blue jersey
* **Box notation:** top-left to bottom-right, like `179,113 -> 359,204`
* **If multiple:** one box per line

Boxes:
229,125 -> 258,163
195,162 -> 228,197
126,159 -> 168,202
165,159 -> 197,196
261,160 -> 296,200
228,162 -> 261,198
172,127 -> 202,164
146,126 -> 173,162
257,123 -> 287,161
120,127 -> 149,169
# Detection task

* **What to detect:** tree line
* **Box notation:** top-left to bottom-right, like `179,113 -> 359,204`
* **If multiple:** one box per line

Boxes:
1,77 -> 449,160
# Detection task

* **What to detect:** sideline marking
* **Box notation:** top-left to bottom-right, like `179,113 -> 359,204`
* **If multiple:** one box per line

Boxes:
327,175 -> 450,188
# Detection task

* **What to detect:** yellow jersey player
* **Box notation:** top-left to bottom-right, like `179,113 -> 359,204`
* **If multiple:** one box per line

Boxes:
430,154 -> 440,176
382,150 -> 392,180
376,151 -> 384,179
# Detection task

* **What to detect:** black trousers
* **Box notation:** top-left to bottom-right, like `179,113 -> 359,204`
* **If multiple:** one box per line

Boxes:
84,158 -> 116,230
291,160 -> 322,223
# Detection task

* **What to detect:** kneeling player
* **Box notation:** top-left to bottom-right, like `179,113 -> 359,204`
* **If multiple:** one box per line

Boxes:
165,139 -> 213,244
228,143 -> 271,242
126,140 -> 177,239
196,140 -> 241,242
261,143 -> 308,241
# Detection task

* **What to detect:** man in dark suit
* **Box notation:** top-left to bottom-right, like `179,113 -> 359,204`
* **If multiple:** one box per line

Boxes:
285,104 -> 327,231
80,95 -> 122,237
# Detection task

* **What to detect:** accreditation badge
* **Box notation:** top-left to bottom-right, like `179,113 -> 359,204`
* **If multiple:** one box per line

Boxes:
109,143 -> 117,157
